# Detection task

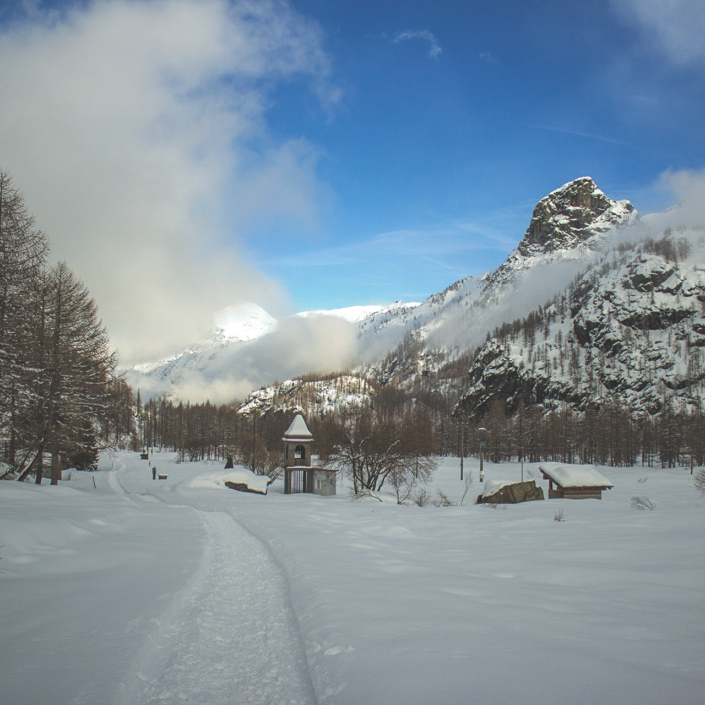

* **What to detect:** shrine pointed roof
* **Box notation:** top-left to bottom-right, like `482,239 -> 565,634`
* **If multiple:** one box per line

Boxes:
282,414 -> 313,442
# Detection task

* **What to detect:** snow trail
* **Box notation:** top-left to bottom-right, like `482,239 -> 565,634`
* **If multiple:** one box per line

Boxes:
128,504 -> 317,705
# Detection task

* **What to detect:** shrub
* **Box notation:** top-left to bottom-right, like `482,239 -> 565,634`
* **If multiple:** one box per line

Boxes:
631,496 -> 655,510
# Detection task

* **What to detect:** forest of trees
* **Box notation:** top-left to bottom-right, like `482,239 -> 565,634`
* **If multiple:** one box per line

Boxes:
131,380 -> 705,477
0,172 -> 119,483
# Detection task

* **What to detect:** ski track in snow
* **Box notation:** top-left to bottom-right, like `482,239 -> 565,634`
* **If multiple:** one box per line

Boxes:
111,461 -> 317,705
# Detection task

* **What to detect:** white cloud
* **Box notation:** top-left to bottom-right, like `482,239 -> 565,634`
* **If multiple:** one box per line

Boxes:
610,0 -> 705,64
392,30 -> 442,59
656,167 -> 705,226
479,52 -> 498,64
153,314 -> 360,404
0,0 -> 336,364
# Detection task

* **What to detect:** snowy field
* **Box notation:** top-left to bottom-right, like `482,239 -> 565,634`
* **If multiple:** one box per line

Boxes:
2,453 -> 704,705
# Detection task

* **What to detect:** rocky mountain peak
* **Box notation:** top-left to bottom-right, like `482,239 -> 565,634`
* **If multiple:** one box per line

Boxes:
518,177 -> 635,256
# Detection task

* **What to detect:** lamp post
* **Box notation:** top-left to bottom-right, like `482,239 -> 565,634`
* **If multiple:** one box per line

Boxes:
252,411 -> 257,473
459,419 -> 468,481
478,426 -> 487,482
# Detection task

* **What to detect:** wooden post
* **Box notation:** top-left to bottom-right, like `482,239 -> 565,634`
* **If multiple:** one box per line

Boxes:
478,427 -> 487,482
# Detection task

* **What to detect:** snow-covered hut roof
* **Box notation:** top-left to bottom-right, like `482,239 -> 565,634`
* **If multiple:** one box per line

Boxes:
539,463 -> 613,489
282,414 -> 313,442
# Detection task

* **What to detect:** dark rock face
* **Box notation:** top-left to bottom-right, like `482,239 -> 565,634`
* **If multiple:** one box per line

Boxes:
478,178 -> 636,306
457,240 -> 705,418
518,177 -> 635,256
478,480 -> 544,504
457,341 -> 585,418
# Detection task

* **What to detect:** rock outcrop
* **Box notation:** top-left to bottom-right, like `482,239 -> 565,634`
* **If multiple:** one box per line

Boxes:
519,177 -> 635,255
478,480 -> 544,504
225,480 -> 268,495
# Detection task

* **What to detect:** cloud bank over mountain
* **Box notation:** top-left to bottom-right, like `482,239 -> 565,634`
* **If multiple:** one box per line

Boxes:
0,0 -> 336,363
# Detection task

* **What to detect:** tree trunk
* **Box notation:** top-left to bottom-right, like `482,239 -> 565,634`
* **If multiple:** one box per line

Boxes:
50,438 -> 60,485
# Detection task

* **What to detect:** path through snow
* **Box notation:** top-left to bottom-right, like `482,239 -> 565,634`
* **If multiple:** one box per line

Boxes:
138,509 -> 316,705
105,452 -> 318,705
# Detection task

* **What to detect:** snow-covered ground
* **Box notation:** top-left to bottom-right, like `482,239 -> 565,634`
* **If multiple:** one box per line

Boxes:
2,454 -> 704,705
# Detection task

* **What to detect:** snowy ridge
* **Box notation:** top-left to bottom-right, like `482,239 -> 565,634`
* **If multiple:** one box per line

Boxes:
295,303 -> 416,324
213,302 -> 277,342
354,177 -> 639,393
237,375 -> 375,417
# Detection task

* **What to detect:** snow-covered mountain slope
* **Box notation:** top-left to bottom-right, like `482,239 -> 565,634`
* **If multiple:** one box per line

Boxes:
126,302 -> 274,387
130,302 -> 275,376
237,375 -> 375,417
126,177 -> 640,405
455,229 -> 705,418
230,178 -> 643,417
295,303 -> 416,323
358,177 -> 638,387
360,178 -> 635,362
213,302 -> 277,342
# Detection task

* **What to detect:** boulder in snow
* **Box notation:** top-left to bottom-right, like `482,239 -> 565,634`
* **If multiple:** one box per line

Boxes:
478,480 -> 544,505
222,469 -> 270,495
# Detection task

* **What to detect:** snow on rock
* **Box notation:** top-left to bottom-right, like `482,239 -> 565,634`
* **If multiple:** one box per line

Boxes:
518,176 -> 636,256
187,467 -> 271,494
482,479 -> 512,497
480,479 -> 545,504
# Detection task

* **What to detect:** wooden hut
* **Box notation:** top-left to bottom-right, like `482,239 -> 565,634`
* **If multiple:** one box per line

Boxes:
539,463 -> 613,500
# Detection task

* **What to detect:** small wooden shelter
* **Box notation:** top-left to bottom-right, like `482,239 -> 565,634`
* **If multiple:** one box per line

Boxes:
539,463 -> 613,500
282,414 -> 336,496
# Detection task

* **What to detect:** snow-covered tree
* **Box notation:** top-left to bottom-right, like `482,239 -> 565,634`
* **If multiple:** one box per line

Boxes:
0,172 -> 48,468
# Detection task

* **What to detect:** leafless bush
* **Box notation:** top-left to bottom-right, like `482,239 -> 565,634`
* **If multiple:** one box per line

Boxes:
433,489 -> 457,507
321,408 -> 437,495
554,509 -> 565,522
460,473 -> 474,507
414,488 -> 430,507
388,463 -> 430,505
631,496 -> 655,510
694,468 -> 705,494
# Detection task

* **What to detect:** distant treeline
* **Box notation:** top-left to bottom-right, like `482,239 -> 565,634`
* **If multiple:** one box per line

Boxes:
129,379 -> 705,472
472,397 -> 705,469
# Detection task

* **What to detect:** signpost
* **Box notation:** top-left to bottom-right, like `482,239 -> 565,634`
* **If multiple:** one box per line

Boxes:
478,426 -> 487,482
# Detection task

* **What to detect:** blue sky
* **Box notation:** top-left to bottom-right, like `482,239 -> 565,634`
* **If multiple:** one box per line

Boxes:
253,0 -> 705,307
1,0 -> 704,361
